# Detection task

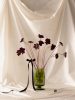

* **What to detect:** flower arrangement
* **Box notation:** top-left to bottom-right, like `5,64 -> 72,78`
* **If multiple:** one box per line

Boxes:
16,34 -> 67,90
16,34 -> 67,69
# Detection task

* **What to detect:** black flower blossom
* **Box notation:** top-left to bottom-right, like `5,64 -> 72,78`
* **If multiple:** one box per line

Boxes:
38,34 -> 44,38
38,40 -> 44,46
16,47 -> 25,56
45,38 -> 50,45
51,44 -> 56,50
63,52 -> 67,57
28,41 -> 33,43
20,38 -> 24,42
33,43 -> 39,49
55,53 -> 59,59
59,42 -> 63,46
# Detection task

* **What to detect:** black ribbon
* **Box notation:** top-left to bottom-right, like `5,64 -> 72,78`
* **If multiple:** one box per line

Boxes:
20,58 -> 36,92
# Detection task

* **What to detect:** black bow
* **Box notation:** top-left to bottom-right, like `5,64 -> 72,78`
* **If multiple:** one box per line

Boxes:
26,59 -> 35,62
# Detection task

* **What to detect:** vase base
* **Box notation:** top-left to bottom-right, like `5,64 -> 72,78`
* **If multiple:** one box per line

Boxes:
35,86 -> 45,90
36,88 -> 45,90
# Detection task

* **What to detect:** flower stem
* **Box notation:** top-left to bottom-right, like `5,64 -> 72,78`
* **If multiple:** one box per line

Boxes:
29,44 -> 37,68
42,45 -> 50,67
37,48 -> 40,68
44,44 -> 60,68
24,41 -> 37,68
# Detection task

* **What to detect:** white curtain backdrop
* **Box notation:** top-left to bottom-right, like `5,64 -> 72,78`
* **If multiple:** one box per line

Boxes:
0,0 -> 75,99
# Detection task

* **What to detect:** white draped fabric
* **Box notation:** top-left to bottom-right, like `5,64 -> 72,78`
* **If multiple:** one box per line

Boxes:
0,0 -> 75,99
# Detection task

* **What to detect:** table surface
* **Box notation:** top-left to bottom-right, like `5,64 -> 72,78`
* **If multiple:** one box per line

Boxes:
0,87 -> 75,100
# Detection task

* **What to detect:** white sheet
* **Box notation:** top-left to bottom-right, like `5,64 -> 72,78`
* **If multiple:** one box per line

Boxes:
0,0 -> 75,99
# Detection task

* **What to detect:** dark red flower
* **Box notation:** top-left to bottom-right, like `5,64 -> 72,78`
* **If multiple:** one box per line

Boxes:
28,41 -> 33,43
59,42 -> 63,46
51,44 -> 56,50
38,40 -> 44,46
45,38 -> 50,45
16,47 -> 25,56
38,34 -> 44,38
63,52 -> 67,57
20,38 -> 24,42
55,53 -> 59,59
33,43 -> 39,49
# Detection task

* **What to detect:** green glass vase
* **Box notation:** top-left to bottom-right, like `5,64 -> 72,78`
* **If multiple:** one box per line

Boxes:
33,68 -> 45,90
